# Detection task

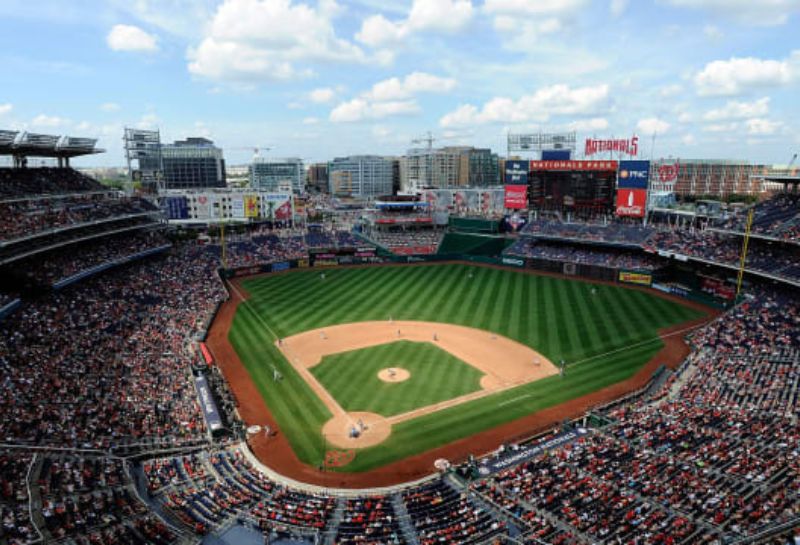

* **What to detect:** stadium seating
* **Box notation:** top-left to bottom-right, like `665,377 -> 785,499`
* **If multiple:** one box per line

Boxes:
0,167 -> 103,197
1,165 -> 799,545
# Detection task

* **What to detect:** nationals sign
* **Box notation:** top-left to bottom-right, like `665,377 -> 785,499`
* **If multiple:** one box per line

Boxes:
529,160 -> 618,171
616,188 -> 647,217
504,185 -> 528,209
585,135 -> 639,157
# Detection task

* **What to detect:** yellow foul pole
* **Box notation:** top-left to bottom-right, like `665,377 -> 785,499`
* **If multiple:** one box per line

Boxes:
735,209 -> 754,297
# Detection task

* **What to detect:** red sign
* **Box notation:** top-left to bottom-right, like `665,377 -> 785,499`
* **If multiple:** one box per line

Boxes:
657,162 -> 679,183
199,342 -> 213,365
504,185 -> 528,209
529,160 -> 618,171
585,135 -> 638,157
616,188 -> 647,217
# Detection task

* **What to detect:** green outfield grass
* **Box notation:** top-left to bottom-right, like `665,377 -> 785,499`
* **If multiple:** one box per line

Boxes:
311,340 -> 484,417
227,263 -> 704,472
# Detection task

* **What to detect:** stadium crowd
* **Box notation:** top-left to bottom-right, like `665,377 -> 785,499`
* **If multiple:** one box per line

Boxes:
13,230 -> 170,285
716,193 -> 800,242
0,167 -> 103,198
0,195 -> 158,243
0,243 -> 226,448
367,230 -> 443,255
505,239 -> 663,271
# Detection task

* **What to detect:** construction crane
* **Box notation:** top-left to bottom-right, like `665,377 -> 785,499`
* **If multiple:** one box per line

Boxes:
228,146 -> 273,161
788,152 -> 797,170
410,132 -> 462,150
411,132 -> 436,150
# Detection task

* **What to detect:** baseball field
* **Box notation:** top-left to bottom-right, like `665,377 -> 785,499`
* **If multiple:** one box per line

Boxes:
219,263 -> 705,474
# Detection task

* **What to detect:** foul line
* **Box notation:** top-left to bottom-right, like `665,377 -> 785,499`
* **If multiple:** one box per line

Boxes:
226,280 -> 350,421
566,322 -> 709,371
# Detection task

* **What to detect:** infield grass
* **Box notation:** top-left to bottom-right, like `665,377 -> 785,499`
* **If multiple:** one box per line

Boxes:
227,263 -> 704,472
311,340 -> 484,417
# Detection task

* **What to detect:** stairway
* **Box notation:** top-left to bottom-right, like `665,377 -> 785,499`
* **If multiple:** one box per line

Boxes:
391,493 -> 420,545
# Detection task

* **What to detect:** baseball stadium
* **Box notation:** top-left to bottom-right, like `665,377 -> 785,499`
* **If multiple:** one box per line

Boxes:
2,132 -> 799,545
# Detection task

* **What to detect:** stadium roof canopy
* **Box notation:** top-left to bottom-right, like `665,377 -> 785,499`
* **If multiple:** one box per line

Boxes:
0,130 -> 105,159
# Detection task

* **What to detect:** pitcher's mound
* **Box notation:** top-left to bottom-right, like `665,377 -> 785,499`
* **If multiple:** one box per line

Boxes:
377,367 -> 410,383
322,412 -> 391,449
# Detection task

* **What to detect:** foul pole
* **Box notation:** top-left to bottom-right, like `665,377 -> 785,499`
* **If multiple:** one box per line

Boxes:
735,209 -> 754,297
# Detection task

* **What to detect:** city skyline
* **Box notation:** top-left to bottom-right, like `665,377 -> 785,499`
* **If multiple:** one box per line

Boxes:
0,0 -> 799,167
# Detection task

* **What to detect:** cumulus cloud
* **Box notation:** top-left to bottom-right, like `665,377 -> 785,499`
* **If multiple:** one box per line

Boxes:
694,53 -> 797,96
356,0 -> 474,48
309,87 -> 336,103
439,83 -> 610,128
0,104 -> 12,116
570,117 -> 610,132
746,118 -> 783,135
106,24 -> 159,52
636,117 -> 671,134
483,0 -> 587,49
302,116 -> 320,125
188,0 -> 371,82
330,72 -> 456,122
100,102 -> 121,112
329,99 -> 419,122
703,97 -> 770,121
662,0 -> 800,26
31,114 -> 69,128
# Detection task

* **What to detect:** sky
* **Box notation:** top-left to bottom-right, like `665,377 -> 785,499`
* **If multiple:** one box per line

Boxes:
0,0 -> 799,167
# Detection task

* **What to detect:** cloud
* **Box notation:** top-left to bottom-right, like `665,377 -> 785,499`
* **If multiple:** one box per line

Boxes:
694,53 -> 798,95
302,116 -> 320,125
682,133 -> 696,145
439,83 -> 610,128
356,0 -> 474,48
661,0 -> 800,26
309,87 -> 336,103
188,0 -> 370,82
106,24 -> 159,52
703,97 -> 770,121
483,0 -> 587,49
31,114 -> 69,128
570,117 -> 609,132
746,118 -> 783,135
637,117 -> 671,134
366,72 -> 456,101
610,0 -> 629,16
659,84 -> 683,97
0,103 -> 12,116
329,99 -> 419,122
100,102 -> 121,112
330,72 -> 456,122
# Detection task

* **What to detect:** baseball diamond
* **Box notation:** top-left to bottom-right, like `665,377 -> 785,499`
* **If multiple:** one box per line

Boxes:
210,262 -> 706,476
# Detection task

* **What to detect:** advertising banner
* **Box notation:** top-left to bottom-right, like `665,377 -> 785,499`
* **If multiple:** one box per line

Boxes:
529,160 -> 618,171
478,427 -> 590,475
616,188 -> 647,217
618,160 -> 651,189
504,159 -> 529,184
195,374 -> 223,432
244,195 -> 259,218
619,270 -> 653,286
195,194 -> 211,219
541,150 -> 571,161
165,196 -> 189,220
263,193 -> 293,220
231,196 -> 245,218
504,185 -> 528,209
